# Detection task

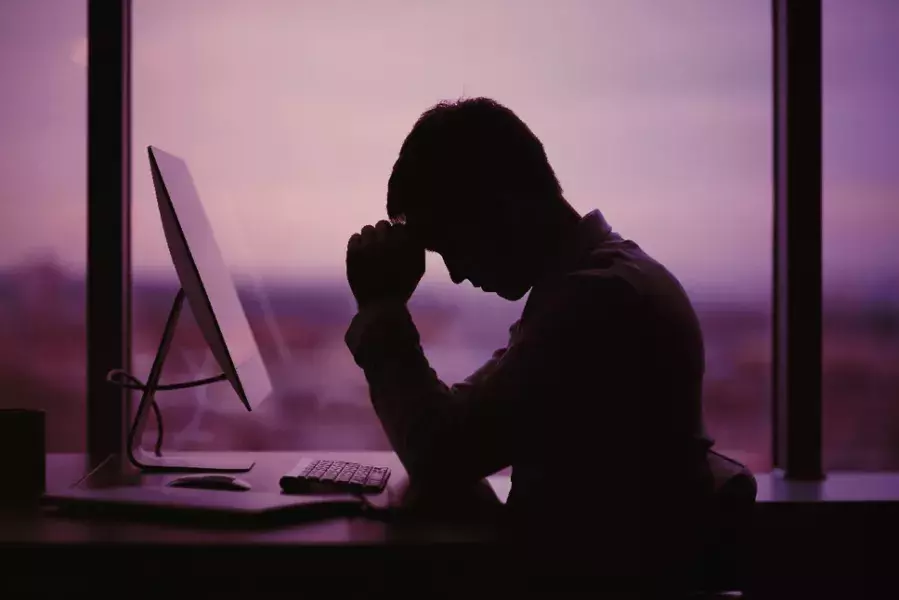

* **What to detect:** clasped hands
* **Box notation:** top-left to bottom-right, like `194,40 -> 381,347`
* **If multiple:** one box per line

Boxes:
346,220 -> 426,310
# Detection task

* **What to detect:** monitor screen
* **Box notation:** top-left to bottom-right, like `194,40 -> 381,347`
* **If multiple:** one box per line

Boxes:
149,146 -> 272,410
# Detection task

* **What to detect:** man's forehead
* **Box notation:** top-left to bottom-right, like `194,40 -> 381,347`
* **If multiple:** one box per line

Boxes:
405,209 -> 462,251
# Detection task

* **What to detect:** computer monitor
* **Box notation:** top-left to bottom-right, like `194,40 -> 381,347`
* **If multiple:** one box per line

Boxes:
123,146 -> 272,473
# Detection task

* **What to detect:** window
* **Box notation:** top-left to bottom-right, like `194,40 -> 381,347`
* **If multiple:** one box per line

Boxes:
823,0 -> 899,471
131,1 -> 771,469
0,1 -> 87,451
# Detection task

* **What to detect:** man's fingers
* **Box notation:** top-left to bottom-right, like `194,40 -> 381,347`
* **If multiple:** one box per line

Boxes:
360,224 -> 376,242
347,233 -> 362,250
374,220 -> 391,243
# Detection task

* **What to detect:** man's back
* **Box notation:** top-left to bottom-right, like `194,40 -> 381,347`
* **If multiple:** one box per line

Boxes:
504,212 -> 712,574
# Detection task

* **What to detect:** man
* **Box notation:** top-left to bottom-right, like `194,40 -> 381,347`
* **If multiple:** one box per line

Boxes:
345,98 -> 715,575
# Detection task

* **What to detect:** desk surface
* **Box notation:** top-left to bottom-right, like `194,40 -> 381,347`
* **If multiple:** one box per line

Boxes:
7,451 -> 899,596
8,450 -> 899,546
1,452 -> 511,545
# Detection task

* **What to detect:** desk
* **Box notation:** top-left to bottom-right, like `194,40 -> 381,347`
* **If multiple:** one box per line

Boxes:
0,452 -> 520,596
7,454 -> 899,596
1,452 -> 510,545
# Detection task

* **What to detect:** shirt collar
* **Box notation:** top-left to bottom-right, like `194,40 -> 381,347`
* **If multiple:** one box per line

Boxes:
565,208 -> 621,263
534,208 -> 620,287
580,209 -> 617,245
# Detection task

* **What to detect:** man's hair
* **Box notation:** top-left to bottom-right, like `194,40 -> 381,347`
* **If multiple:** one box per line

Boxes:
386,97 -> 563,224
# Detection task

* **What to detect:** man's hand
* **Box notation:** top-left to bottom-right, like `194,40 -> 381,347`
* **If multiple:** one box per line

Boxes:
346,220 -> 425,310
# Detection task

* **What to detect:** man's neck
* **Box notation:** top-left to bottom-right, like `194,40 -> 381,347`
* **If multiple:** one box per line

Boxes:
530,198 -> 582,284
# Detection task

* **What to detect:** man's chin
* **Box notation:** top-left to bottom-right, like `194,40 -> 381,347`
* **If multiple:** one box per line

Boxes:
494,286 -> 529,302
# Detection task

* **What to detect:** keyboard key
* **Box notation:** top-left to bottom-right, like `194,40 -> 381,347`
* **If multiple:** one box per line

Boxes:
349,465 -> 372,486
285,457 -> 317,479
307,460 -> 332,481
335,463 -> 359,483
320,461 -> 347,483
363,467 -> 390,491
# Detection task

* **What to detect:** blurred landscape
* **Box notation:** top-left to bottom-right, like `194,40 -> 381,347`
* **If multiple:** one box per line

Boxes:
3,0 -> 897,477
2,258 -> 898,474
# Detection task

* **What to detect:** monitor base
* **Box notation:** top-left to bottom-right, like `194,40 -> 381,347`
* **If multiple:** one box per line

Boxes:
128,447 -> 254,474
121,288 -> 254,475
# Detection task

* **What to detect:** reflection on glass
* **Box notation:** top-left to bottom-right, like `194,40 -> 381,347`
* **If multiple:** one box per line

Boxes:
132,1 -> 772,471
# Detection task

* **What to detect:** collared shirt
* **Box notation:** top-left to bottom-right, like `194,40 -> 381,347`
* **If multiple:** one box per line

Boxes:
345,209 -> 712,525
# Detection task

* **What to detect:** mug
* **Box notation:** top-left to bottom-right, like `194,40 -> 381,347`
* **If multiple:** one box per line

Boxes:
0,409 -> 46,508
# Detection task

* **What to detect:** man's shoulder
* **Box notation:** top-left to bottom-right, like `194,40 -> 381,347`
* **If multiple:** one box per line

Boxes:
525,266 -> 641,328
557,241 -> 654,301
557,267 -> 640,303
526,240 -> 685,323
579,240 -> 689,304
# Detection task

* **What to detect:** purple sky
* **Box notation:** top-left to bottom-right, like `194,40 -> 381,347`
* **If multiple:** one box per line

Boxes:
1,1 -> 897,300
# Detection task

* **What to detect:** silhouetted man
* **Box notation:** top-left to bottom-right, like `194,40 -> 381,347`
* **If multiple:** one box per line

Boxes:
345,98 -> 715,577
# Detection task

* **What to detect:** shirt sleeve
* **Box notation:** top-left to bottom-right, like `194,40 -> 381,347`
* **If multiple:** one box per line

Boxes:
345,301 -> 513,484
344,279 -> 617,486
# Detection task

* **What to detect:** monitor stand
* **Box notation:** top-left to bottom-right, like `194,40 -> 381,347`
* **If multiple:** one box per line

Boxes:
126,288 -> 255,474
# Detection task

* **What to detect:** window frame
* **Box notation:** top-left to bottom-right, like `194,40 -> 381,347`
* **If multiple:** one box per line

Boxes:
86,0 -> 132,465
86,0 -> 826,479
771,0 -> 824,480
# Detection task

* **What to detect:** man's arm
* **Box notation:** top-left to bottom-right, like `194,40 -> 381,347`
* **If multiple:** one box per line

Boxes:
345,301 -> 513,484
345,277 -> 624,487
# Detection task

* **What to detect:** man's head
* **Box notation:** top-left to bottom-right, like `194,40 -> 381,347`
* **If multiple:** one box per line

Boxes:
386,97 -> 573,301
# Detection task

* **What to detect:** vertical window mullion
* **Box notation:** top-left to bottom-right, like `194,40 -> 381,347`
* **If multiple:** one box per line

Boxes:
86,0 -> 132,465
772,0 -> 824,480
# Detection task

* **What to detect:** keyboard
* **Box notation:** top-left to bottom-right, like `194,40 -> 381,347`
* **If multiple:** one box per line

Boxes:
280,458 -> 391,495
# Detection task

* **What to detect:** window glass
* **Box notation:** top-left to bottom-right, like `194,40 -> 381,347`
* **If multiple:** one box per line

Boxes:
132,1 -> 771,471
0,1 -> 87,451
823,0 -> 899,470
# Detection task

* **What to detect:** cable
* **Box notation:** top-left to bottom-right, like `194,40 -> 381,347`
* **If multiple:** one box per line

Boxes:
106,369 -> 227,391
105,369 -> 227,457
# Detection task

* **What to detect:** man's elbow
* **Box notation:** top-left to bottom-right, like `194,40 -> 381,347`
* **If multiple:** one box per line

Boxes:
385,403 -> 497,486
397,425 -> 482,487
401,436 -> 498,490
397,428 -> 453,484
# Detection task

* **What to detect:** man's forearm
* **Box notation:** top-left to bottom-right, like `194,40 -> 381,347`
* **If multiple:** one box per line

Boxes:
345,301 -> 458,479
